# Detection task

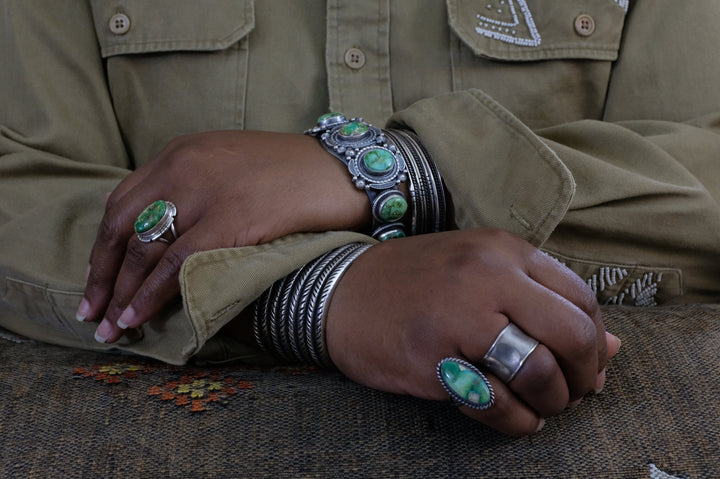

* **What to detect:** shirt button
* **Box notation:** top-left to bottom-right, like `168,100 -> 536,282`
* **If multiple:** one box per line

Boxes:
109,13 -> 131,35
574,14 -> 595,37
344,48 -> 366,70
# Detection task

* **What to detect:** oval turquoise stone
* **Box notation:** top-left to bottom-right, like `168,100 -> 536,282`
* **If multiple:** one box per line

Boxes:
379,195 -> 407,222
440,360 -> 492,407
339,121 -> 369,138
318,112 -> 344,123
134,200 -> 166,233
377,229 -> 406,241
363,149 -> 394,173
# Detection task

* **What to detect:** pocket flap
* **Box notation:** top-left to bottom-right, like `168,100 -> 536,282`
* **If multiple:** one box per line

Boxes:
447,0 -> 627,61
91,0 -> 255,57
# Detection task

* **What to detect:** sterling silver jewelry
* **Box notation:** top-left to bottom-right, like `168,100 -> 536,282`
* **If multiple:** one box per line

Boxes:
384,129 -> 447,235
306,113 -> 408,241
253,242 -> 372,368
437,357 -> 495,410
481,323 -> 539,383
134,200 -> 177,244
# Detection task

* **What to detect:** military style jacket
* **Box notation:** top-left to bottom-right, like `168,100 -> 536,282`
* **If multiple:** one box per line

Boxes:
2,0 -> 720,364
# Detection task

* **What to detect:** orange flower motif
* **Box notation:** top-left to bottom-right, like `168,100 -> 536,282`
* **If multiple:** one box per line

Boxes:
149,372 -> 254,413
75,362 -> 254,413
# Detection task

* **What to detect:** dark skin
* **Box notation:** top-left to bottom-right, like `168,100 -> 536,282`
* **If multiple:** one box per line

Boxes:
77,130 -> 619,436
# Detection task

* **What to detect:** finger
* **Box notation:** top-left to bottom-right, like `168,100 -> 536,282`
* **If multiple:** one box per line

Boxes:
79,190 -> 189,324
529,251 -> 608,370
94,237 -> 169,343
499,274 -> 599,401
110,227 -> 214,334
460,317 -> 569,417
594,332 -> 622,392
459,376 -> 544,437
507,343 -> 569,416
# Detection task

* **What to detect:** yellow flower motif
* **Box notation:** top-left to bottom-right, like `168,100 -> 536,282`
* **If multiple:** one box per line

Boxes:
208,381 -> 222,391
191,389 -> 204,399
191,379 -> 206,388
177,384 -> 191,394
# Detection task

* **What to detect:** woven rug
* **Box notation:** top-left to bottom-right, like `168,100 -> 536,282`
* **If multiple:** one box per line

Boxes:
1,304 -> 718,478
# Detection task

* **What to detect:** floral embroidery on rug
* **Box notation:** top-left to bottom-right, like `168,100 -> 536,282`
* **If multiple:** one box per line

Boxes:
73,363 -> 154,384
148,371 -> 253,413
73,362 -> 256,413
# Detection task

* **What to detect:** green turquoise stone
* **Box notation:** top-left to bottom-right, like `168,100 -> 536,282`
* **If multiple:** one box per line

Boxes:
440,360 -> 492,407
339,121 -> 369,137
363,149 -> 394,173
378,229 -> 406,241
318,112 -> 343,123
134,200 -> 166,233
379,195 -> 408,222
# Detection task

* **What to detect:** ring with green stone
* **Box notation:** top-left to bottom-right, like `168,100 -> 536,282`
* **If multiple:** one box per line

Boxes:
437,357 -> 495,410
134,200 -> 177,244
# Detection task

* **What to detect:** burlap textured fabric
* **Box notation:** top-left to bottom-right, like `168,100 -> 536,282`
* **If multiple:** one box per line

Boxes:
0,305 -> 718,478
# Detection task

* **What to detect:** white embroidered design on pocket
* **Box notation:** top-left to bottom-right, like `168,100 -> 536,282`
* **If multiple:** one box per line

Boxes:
475,0 -> 541,47
606,272 -> 664,307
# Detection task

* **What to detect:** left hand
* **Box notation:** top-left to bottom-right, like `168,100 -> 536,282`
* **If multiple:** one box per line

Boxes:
77,130 -> 371,343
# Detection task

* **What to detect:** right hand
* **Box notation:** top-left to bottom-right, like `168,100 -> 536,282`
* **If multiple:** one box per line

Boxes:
325,228 -> 621,436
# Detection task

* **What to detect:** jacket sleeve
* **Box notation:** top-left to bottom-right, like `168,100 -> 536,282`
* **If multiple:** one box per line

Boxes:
0,2 -> 373,364
388,90 -> 720,303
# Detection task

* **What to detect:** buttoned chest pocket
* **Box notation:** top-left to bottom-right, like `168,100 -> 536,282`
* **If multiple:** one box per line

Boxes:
90,0 -> 255,165
446,0 -> 627,129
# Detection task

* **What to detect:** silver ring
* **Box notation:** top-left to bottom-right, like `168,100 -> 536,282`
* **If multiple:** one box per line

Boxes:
481,323 -> 539,383
134,200 -> 177,244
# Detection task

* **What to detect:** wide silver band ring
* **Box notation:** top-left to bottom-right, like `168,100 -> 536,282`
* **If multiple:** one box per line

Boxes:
134,200 -> 178,244
481,323 -> 539,383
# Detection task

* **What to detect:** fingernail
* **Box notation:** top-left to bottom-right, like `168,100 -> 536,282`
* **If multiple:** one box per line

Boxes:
568,399 -> 582,409
94,318 -> 111,343
76,298 -> 90,322
85,264 -> 91,282
594,368 -> 607,394
535,418 -> 545,433
116,306 -> 136,330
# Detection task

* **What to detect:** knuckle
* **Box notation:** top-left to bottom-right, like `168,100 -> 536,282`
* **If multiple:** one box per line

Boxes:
124,239 -> 152,270
163,134 -> 205,170
574,280 -> 601,318
96,213 -> 126,246
566,315 -> 598,361
156,247 -> 190,278
523,350 -> 557,388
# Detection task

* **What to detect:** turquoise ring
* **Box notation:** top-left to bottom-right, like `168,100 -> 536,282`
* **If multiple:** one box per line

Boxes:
437,357 -> 495,410
134,200 -> 177,244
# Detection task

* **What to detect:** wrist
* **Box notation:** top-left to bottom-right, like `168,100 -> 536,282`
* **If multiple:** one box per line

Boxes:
306,113 -> 409,240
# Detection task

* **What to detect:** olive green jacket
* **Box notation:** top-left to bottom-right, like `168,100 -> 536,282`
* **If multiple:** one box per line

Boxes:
2,0 -> 720,364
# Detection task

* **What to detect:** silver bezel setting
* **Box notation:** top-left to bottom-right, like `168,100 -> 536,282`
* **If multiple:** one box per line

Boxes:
437,357 -> 495,410
136,201 -> 177,243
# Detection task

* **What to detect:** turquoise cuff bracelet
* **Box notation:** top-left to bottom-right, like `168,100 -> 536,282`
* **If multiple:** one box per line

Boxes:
306,112 -> 408,241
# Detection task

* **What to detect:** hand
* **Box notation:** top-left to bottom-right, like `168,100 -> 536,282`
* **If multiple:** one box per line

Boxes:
77,130 -> 370,343
325,228 -> 621,436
